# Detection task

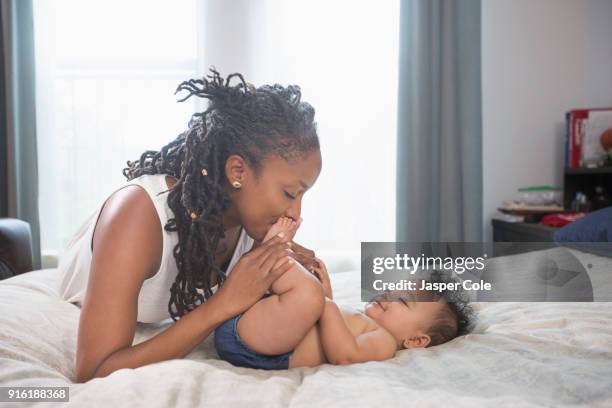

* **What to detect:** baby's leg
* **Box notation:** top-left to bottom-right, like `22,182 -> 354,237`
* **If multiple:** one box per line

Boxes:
236,259 -> 325,355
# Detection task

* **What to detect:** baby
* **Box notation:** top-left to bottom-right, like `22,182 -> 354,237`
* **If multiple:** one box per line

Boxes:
214,217 -> 471,369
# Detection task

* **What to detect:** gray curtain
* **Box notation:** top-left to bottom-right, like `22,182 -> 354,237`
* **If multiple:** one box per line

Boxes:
396,0 -> 482,242
1,0 -> 40,269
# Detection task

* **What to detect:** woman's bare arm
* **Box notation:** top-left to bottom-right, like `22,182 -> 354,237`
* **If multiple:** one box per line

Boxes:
75,186 -> 293,382
76,185 -> 207,382
83,288 -> 231,381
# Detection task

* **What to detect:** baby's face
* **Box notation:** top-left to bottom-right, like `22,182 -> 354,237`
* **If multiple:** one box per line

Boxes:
364,290 -> 444,346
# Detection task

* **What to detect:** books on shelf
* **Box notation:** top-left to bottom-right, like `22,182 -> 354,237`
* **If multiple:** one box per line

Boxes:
565,108 -> 612,168
492,211 -> 524,223
498,201 -> 564,213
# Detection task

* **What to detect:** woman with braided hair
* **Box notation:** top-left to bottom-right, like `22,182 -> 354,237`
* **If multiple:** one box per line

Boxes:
56,68 -> 323,382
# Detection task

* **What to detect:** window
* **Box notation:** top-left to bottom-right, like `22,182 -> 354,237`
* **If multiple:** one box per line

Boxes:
34,0 -> 399,271
34,0 -> 199,264
249,0 -> 399,268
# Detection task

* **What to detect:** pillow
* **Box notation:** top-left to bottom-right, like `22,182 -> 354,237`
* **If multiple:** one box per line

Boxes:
554,206 -> 612,257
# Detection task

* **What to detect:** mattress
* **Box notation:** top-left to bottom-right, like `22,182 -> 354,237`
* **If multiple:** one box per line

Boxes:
1,259 -> 611,407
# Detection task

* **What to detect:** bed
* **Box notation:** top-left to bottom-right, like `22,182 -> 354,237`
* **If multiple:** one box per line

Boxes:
1,254 -> 612,407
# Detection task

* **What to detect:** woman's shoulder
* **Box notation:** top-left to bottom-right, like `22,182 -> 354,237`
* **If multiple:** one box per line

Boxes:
90,173 -> 177,271
117,174 -> 177,217
97,183 -> 162,239
126,174 -> 177,193
92,183 -> 164,277
106,174 -> 178,241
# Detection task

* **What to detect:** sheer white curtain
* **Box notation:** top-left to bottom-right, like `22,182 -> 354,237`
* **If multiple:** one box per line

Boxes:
33,0 -> 199,266
34,0 -> 399,271
246,0 -> 399,270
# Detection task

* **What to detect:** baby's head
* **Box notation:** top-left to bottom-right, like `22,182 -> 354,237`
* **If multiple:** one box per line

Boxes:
364,280 -> 472,349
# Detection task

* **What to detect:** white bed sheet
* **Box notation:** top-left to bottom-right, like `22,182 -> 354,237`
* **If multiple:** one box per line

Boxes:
1,267 -> 611,407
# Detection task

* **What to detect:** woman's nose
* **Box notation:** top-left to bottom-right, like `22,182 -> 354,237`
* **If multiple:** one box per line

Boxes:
285,196 -> 302,221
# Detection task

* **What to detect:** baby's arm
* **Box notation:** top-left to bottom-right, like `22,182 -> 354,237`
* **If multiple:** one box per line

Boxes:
310,257 -> 333,299
319,299 -> 396,365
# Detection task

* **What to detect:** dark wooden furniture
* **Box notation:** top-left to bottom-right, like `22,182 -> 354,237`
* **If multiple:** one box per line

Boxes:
563,167 -> 612,209
491,219 -> 558,256
493,166 -> 612,243
492,219 -> 557,242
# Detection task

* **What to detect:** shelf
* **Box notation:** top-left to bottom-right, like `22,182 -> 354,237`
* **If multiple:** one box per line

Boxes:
564,167 -> 612,175
563,166 -> 612,209
491,219 -> 557,243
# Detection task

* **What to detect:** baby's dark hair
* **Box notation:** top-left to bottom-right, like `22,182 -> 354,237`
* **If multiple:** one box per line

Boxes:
123,68 -> 319,321
421,271 -> 473,347
377,271 -> 473,347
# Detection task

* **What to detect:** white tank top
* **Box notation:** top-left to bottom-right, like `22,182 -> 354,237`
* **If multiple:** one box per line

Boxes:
57,174 -> 254,323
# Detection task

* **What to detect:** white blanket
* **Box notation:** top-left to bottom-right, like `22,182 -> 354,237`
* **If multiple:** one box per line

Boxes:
1,268 -> 611,407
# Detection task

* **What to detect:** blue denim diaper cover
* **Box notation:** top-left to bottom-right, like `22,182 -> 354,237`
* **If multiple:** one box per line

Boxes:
214,293 -> 293,370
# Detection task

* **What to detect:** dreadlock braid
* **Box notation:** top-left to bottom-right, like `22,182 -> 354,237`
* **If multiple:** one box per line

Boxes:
122,67 -> 319,321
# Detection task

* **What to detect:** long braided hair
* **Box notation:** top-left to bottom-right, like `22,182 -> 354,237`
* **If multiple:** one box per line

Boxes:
122,68 -> 319,321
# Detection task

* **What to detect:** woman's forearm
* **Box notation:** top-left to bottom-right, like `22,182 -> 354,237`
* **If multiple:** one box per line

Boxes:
88,294 -> 231,381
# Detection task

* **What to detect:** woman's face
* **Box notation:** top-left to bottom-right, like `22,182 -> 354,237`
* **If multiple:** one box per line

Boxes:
225,148 -> 322,241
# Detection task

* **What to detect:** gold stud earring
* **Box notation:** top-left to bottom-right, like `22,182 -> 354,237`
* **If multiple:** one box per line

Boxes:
201,168 -> 208,176
232,181 -> 242,189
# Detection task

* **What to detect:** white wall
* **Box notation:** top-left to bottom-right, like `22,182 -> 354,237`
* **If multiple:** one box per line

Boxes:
482,0 -> 612,240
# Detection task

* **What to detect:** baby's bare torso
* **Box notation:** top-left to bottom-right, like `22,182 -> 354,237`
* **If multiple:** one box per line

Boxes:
288,305 -> 380,368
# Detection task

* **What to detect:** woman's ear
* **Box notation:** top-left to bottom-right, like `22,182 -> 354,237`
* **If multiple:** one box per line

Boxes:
225,154 -> 247,185
402,334 -> 431,349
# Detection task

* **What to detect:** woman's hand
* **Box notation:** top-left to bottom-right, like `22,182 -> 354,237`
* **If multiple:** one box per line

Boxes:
212,234 -> 295,318
290,240 -> 315,258
310,257 -> 333,300
287,240 -> 318,272
287,242 -> 329,297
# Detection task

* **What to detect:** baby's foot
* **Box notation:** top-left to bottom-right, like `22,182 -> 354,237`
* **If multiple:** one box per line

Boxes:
263,216 -> 301,243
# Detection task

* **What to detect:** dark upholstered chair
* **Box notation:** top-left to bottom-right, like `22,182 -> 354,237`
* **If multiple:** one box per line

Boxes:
0,218 -> 33,280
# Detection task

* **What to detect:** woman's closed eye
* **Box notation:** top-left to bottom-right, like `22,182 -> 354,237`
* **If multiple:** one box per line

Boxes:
284,191 -> 297,200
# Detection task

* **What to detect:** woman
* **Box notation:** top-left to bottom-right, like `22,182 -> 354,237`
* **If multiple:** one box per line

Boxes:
56,69 -> 323,382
